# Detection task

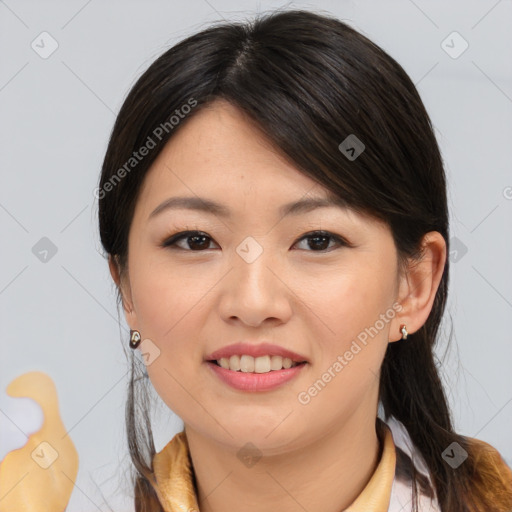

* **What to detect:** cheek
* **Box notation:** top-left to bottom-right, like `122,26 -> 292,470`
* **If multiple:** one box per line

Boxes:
310,268 -> 394,353
296,273 -> 391,418
130,254 -> 209,339
129,256 -> 213,410
302,267 -> 394,411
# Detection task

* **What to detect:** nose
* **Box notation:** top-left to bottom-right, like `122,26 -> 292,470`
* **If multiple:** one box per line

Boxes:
218,239 -> 293,328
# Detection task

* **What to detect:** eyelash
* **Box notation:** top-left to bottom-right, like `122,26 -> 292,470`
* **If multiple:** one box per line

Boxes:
159,230 -> 351,253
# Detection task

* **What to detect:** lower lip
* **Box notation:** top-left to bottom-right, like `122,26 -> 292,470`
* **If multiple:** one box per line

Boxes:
205,361 -> 307,391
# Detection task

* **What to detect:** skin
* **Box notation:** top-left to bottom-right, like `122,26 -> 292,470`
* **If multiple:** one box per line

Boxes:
109,99 -> 446,512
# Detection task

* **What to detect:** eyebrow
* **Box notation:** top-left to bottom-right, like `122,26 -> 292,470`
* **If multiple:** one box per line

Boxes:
148,194 -> 349,220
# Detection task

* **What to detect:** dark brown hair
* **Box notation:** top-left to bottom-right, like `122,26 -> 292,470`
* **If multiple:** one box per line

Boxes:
97,8 -> 511,511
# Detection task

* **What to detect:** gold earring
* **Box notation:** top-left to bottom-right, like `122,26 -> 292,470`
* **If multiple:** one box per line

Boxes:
400,324 -> 408,340
129,329 -> 141,349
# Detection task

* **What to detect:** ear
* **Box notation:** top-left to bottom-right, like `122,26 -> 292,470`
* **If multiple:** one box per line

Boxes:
389,231 -> 447,342
108,254 -> 138,329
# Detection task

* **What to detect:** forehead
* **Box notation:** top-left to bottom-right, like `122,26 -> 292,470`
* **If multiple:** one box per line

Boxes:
133,100 -> 385,233
137,100 -> 329,205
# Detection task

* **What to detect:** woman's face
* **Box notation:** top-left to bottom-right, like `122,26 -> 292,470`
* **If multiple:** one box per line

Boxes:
117,99 -> 406,452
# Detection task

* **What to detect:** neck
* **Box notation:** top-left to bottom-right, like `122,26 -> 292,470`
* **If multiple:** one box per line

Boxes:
184,411 -> 382,512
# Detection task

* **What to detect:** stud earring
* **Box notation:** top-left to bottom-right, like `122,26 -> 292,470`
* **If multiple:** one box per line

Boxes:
129,329 -> 141,349
400,324 -> 408,340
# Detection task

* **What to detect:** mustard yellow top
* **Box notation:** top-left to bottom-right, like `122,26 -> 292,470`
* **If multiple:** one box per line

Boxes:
151,420 -> 512,511
152,420 -> 398,512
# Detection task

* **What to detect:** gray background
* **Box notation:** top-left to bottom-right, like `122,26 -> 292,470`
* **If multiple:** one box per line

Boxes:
1,0 -> 511,510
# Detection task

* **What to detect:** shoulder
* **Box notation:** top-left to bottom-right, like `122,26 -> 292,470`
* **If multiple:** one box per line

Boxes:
463,435 -> 512,506
384,417 -> 512,511
465,435 -> 511,472
389,437 -> 512,512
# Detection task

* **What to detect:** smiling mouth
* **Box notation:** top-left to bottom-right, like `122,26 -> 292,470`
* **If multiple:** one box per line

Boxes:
208,354 -> 307,373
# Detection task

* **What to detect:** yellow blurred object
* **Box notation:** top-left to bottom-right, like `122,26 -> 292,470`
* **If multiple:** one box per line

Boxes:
0,371 -> 79,512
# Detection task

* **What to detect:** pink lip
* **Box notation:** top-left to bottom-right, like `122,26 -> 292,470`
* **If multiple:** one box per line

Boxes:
205,361 -> 307,392
205,342 -> 308,363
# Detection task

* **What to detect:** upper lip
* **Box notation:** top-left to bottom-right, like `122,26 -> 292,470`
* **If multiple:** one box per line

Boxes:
205,342 -> 308,363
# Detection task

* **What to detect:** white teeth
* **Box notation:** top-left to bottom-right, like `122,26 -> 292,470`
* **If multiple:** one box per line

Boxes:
216,355 -> 300,372
240,355 -> 254,372
254,355 -> 270,373
219,357 -> 230,369
229,355 -> 241,371
270,355 -> 283,371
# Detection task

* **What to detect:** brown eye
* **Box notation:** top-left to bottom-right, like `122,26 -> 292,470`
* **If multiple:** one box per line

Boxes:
161,231 -> 217,251
161,230 -> 349,253
293,231 -> 348,252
